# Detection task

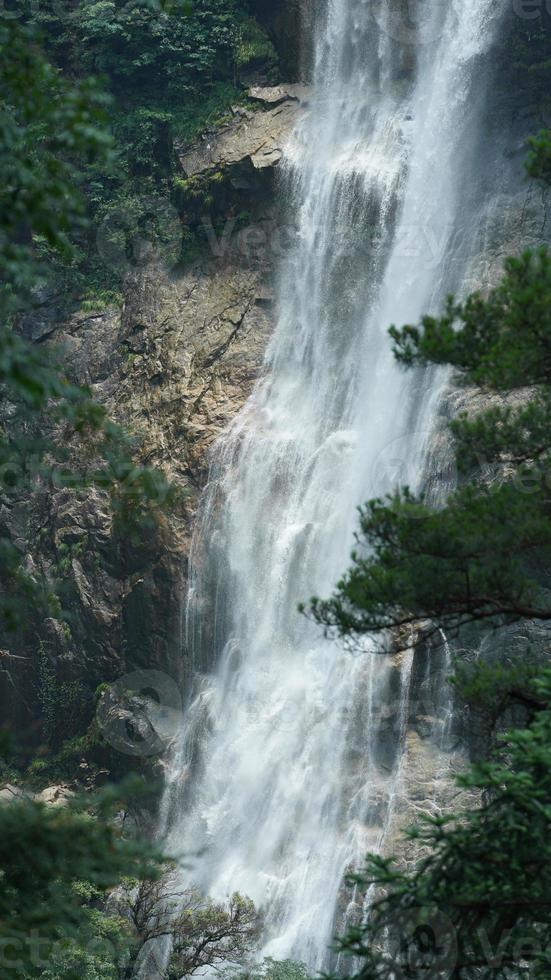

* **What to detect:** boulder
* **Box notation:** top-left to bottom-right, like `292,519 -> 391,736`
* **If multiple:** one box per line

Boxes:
0,783 -> 29,805
36,785 -> 75,807
247,83 -> 310,105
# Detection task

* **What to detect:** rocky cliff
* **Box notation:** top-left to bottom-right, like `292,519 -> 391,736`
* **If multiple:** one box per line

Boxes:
2,2 -> 549,805
0,86 -> 308,783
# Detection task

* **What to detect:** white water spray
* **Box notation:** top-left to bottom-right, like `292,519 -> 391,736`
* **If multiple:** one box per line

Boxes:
160,1 -> 508,970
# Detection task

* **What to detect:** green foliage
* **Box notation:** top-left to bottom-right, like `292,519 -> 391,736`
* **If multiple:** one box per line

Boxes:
528,129 -> 551,184
0,784 -> 283,980
448,391 -> 551,475
234,14 -> 278,72
0,782 -> 163,978
238,957 -> 311,980
25,726 -> 101,788
308,482 -> 551,641
0,731 -> 20,785
36,903 -> 129,980
166,891 -> 260,979
0,18 -> 112,315
335,670 -> 551,980
389,248 -> 551,389
115,873 -> 261,978
310,239 -> 551,643
72,0 -> 238,91
15,0 -> 279,297
169,80 -> 242,142
453,654 -> 546,723
35,648 -> 98,757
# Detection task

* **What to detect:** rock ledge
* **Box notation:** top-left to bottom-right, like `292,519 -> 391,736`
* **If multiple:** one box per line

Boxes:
177,85 -> 309,177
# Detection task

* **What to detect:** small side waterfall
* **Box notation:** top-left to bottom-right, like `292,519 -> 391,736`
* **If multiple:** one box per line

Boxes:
160,1 -> 509,970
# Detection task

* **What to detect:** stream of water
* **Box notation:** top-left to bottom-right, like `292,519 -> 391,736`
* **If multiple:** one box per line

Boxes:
160,1 -> 508,970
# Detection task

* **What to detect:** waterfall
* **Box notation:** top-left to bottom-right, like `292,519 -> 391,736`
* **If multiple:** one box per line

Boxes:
160,1 -> 509,970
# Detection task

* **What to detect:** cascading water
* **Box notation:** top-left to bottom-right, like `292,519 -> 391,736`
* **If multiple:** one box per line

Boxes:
160,0 -> 509,970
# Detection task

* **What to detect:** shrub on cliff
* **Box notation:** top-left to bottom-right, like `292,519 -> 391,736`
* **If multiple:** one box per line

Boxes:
0,782 -> 162,979
309,241 -> 551,641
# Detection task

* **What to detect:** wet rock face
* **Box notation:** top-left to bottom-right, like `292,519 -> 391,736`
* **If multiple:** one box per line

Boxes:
1,92 -> 301,762
6,259 -> 274,749
106,258 -> 275,489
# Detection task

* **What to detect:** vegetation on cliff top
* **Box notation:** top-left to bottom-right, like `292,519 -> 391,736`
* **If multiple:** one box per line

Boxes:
13,0 -> 279,307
